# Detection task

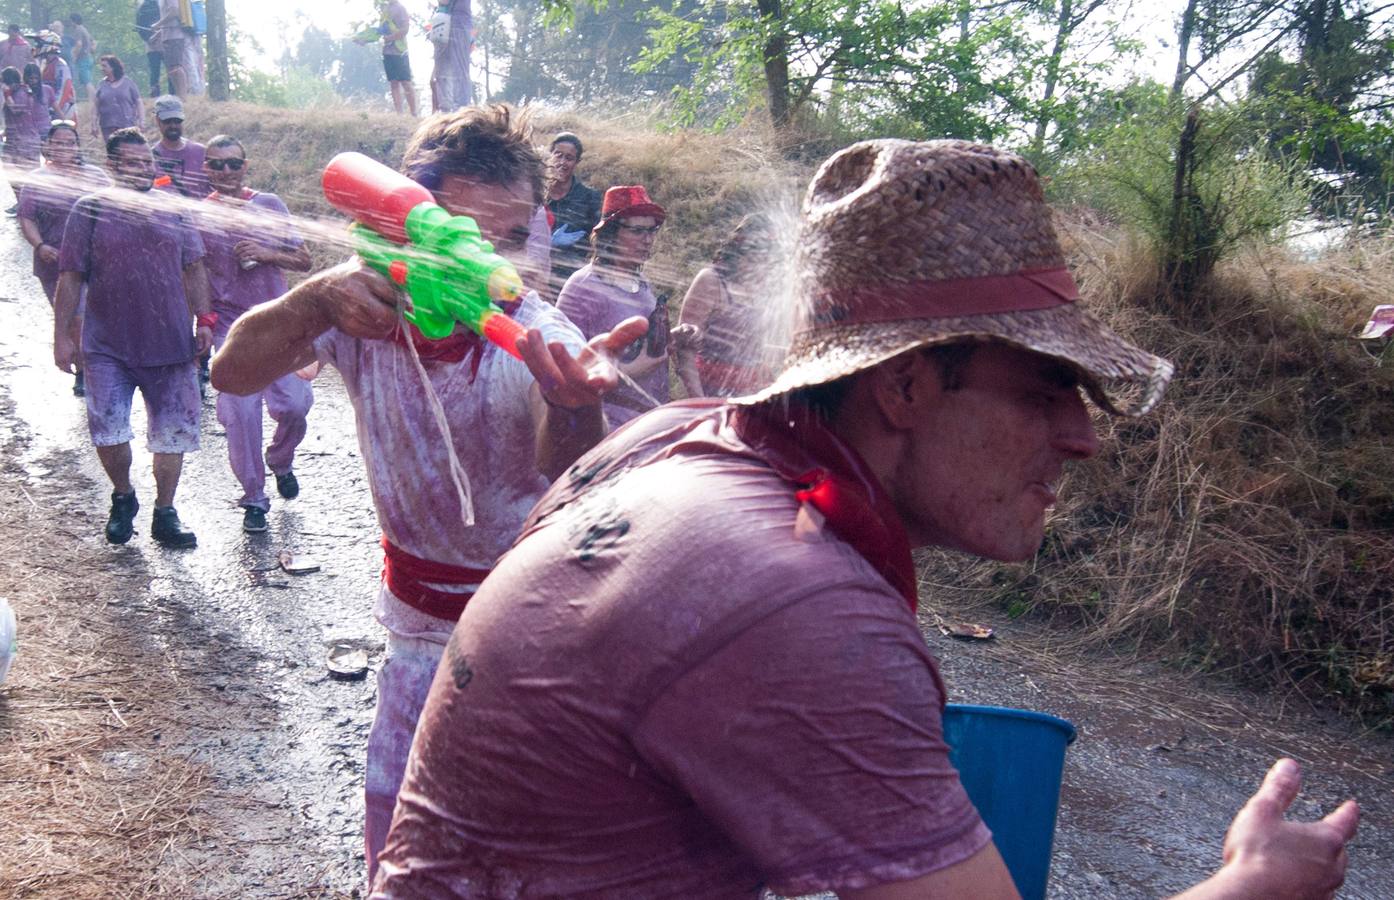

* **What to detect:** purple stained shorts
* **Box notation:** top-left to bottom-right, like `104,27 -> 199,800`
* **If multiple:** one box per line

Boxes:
83,352 -> 201,453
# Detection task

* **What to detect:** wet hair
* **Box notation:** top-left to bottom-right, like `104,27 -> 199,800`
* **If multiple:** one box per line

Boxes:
786,343 -> 979,420
401,104 -> 544,205
206,134 -> 246,157
68,13 -> 82,24
0,66 -> 19,87
6,24 -> 18,34
22,61 -> 40,86
99,54 -> 124,81
550,132 -> 582,158
712,213 -> 775,280
105,126 -> 148,160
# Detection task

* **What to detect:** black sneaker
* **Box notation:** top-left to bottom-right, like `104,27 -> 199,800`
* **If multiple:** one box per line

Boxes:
275,470 -> 300,500
73,370 -> 85,397
105,491 -> 139,544
151,506 -> 197,549
242,505 -> 268,533
198,355 -> 211,384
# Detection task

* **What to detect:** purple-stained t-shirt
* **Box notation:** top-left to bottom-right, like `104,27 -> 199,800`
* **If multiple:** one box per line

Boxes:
197,190 -> 301,318
21,84 -> 54,136
94,76 -> 141,133
313,292 -> 584,597
59,187 -> 205,366
374,401 -> 991,899
18,162 -> 112,284
556,262 -> 669,427
152,140 -> 209,198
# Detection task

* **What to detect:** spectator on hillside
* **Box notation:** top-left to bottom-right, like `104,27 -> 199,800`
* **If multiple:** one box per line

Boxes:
356,0 -> 416,116
558,185 -> 695,428
0,24 -> 31,71
92,54 -> 142,142
195,133 -> 314,533
135,0 -> 165,95
377,139 -> 1359,900
428,0 -> 471,112
150,95 -> 209,198
211,104 -> 647,883
18,120 -> 112,396
35,33 -> 76,119
52,127 -> 212,549
153,0 -> 188,98
543,131 -> 601,297
66,13 -> 95,101
677,212 -> 779,397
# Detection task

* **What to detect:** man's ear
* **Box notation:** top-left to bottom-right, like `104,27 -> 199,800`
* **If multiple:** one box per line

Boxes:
867,351 -> 937,431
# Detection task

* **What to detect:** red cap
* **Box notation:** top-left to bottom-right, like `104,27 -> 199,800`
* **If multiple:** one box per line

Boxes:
597,185 -> 665,228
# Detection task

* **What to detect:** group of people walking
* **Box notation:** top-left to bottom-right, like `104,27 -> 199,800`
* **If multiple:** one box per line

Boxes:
11,89 -> 1361,898
17,97 -> 311,547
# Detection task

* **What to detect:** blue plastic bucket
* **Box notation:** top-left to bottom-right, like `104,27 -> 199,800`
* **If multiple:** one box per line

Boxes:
942,704 -> 1076,900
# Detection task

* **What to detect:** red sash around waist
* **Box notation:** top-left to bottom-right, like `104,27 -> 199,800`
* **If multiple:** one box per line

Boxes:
381,536 -> 492,622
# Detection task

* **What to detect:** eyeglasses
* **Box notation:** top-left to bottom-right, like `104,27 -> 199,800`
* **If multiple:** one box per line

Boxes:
616,222 -> 661,236
206,158 -> 246,171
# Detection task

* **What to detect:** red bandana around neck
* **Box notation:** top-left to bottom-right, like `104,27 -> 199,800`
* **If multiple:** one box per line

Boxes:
732,405 -> 918,612
392,294 -> 524,380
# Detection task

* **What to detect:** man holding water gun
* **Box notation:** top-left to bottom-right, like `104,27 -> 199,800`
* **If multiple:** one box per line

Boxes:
210,104 -> 646,884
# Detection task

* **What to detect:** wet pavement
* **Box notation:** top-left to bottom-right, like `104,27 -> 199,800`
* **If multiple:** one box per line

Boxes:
1,200 -> 1391,898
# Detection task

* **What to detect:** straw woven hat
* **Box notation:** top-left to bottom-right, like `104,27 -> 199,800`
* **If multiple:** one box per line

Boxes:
736,139 -> 1173,416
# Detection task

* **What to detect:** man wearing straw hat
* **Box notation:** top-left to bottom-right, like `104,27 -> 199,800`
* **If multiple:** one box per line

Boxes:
373,140 -> 1359,898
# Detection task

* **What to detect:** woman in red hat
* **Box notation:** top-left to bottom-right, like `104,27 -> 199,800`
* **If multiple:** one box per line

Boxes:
558,184 -> 692,428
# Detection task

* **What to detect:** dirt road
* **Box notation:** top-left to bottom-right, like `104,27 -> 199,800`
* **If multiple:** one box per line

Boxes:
0,207 -> 1390,898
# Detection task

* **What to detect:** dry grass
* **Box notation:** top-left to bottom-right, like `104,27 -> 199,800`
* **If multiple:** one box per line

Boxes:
174,98 -> 808,295
0,475 -> 214,897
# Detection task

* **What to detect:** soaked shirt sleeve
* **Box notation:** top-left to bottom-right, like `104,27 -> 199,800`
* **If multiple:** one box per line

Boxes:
632,585 -> 992,896
57,195 -> 98,276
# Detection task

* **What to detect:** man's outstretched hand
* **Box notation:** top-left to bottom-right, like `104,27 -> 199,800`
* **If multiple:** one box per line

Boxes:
517,315 -> 649,410
1198,758 -> 1359,900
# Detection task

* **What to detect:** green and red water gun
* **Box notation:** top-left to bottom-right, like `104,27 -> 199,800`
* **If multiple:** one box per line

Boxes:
321,151 -> 527,358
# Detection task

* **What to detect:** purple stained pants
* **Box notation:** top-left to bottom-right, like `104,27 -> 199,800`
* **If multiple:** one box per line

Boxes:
214,327 -> 313,510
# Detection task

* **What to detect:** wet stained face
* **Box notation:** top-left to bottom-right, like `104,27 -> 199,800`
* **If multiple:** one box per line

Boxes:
204,143 -> 246,195
42,127 -> 79,167
889,343 -> 1099,561
548,142 -> 579,184
159,117 -> 184,143
611,215 -> 660,269
434,173 -> 535,263
111,141 -> 156,191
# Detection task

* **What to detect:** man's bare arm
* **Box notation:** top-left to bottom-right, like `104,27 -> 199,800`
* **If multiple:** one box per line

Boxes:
841,759 -> 1356,900
211,260 -> 400,395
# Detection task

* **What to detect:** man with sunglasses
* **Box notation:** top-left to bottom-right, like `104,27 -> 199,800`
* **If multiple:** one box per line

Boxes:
558,185 -> 696,427
197,134 -> 314,534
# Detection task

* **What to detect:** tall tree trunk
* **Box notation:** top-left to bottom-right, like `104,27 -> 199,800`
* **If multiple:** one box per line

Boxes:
1031,0 -> 1073,156
1171,0 -> 1200,101
29,1 -> 48,29
206,0 -> 230,101
756,0 -> 790,129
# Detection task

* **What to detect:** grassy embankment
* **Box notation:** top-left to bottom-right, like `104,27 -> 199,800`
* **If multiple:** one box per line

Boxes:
182,99 -> 1394,718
